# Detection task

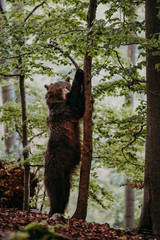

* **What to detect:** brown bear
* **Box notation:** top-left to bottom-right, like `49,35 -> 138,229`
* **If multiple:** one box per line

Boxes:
44,69 -> 84,217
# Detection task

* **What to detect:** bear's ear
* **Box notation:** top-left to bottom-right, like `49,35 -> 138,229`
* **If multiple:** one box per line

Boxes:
44,84 -> 49,90
65,76 -> 70,83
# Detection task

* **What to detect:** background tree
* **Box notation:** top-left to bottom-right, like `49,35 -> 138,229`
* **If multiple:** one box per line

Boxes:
138,0 -> 160,234
124,7 -> 136,228
0,0 -> 48,210
0,0 -> 18,156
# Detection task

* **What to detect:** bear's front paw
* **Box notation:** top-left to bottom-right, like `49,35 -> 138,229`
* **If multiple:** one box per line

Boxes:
75,69 -> 84,83
76,68 -> 83,74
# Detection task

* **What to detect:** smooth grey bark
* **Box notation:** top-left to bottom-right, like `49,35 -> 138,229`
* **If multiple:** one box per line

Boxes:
1,83 -> 19,155
124,43 -> 136,229
0,0 -> 19,155
0,0 -> 5,11
124,178 -> 134,228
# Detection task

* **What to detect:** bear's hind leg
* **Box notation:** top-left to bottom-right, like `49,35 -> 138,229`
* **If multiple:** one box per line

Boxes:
48,176 -> 71,217
47,178 -> 64,217
60,175 -> 70,213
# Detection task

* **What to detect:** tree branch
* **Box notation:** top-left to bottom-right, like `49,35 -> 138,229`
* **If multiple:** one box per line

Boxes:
15,124 -> 23,138
114,50 -> 146,83
121,124 -> 146,164
24,1 -> 46,23
29,164 -> 44,167
122,124 -> 146,151
59,29 -> 84,35
48,41 -> 79,69
29,131 -> 45,143
0,73 -> 20,77
0,50 -> 35,61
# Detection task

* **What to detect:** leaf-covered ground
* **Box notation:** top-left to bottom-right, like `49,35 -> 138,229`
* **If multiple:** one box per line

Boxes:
0,162 -> 38,210
0,209 -> 160,240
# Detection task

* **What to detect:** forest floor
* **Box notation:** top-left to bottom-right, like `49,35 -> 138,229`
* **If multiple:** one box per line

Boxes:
0,209 -> 160,240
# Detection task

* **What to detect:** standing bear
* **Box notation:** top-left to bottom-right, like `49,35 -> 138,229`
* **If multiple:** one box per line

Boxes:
44,69 -> 84,217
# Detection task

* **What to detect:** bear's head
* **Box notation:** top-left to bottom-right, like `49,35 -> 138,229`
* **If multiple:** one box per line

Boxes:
44,77 -> 71,109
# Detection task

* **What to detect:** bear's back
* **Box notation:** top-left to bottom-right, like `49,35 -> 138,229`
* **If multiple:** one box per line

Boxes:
46,102 -> 81,172
47,102 -> 80,144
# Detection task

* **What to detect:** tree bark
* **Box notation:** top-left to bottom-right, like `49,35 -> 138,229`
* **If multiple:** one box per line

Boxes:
1,82 -> 18,155
12,1 -> 31,211
124,178 -> 134,228
138,0 -> 160,234
0,0 -> 19,155
124,42 -> 136,229
0,0 -> 5,13
19,69 -> 30,211
72,0 -> 97,220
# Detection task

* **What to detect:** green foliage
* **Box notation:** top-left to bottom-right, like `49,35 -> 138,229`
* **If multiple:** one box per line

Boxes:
93,102 -> 146,181
0,0 -> 157,224
0,0 -> 87,80
89,179 -> 115,210
0,83 -> 48,159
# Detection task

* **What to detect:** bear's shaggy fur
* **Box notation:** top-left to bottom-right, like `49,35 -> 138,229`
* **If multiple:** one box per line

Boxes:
44,69 -> 84,217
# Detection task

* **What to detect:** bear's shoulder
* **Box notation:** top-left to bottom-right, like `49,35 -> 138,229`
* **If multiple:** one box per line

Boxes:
49,102 -> 71,114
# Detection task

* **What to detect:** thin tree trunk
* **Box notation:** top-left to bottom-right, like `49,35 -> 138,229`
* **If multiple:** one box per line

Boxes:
72,0 -> 97,220
124,43 -> 136,229
138,0 -> 160,234
19,67 -> 30,210
11,1 -> 31,211
0,1 -> 30,210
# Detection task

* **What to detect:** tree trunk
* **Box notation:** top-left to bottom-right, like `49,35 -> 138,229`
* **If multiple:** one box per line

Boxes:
124,178 -> 134,228
19,71 -> 30,211
1,82 -> 18,155
0,0 -> 18,155
124,43 -> 136,229
72,0 -> 97,220
13,1 -> 31,211
0,0 -> 5,12
138,0 -> 160,234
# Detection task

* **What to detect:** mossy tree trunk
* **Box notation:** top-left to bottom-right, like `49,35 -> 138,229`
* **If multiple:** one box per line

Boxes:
19,73 -> 30,211
18,54 -> 30,210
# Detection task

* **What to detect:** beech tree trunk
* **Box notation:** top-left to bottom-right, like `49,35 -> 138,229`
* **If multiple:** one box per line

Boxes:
1,82 -> 18,154
0,0 -> 18,155
124,178 -> 134,228
124,43 -> 136,229
72,0 -> 97,220
138,0 -> 160,234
